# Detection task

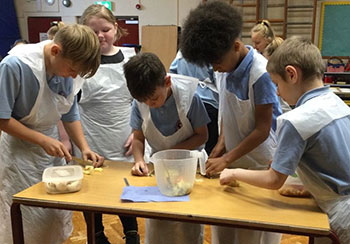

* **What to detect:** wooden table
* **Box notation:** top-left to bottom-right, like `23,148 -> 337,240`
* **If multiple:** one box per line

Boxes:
11,161 -> 339,244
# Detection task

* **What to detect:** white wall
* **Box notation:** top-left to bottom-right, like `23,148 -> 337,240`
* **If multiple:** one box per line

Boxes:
14,0 -> 201,43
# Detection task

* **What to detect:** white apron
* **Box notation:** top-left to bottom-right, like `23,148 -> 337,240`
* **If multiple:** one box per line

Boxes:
212,50 -> 280,244
278,91 -> 350,244
139,74 -> 204,244
74,47 -> 135,161
0,41 -> 83,244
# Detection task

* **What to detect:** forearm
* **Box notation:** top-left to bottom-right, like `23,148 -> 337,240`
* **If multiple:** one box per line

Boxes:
225,168 -> 287,190
132,138 -> 145,162
224,128 -> 269,164
0,118 -> 48,146
172,125 -> 208,150
63,120 -> 90,152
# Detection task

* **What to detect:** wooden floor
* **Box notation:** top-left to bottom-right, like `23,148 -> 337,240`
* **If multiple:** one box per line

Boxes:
63,212 -> 309,244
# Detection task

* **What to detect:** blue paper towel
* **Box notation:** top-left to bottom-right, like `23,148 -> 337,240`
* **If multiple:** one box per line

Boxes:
121,186 -> 189,202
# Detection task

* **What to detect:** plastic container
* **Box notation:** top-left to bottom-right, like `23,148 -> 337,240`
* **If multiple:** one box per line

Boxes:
42,165 -> 83,194
150,149 -> 198,196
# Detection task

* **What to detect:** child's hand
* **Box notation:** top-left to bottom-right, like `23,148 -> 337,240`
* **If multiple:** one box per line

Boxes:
124,133 -> 133,156
209,142 -> 226,158
206,156 -> 229,177
220,169 -> 236,185
132,161 -> 148,176
41,136 -> 71,159
81,150 -> 105,168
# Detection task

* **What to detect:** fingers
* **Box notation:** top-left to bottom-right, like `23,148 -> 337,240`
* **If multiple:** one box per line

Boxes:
140,163 -> 149,175
131,165 -> 144,176
124,145 -> 133,156
131,162 -> 148,176
219,169 -> 234,185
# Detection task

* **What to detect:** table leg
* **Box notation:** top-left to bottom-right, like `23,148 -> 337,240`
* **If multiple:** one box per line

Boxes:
10,203 -> 24,244
308,236 -> 314,244
329,230 -> 341,244
85,212 -> 96,244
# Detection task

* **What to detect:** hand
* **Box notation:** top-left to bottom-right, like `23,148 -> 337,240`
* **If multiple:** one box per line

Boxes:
40,136 -> 72,160
206,156 -> 230,177
131,161 -> 148,176
209,142 -> 226,158
81,150 -> 105,168
220,168 -> 237,185
124,133 -> 133,156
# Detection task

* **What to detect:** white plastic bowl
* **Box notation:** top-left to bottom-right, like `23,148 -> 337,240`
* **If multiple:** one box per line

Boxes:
42,165 -> 83,194
151,149 -> 198,196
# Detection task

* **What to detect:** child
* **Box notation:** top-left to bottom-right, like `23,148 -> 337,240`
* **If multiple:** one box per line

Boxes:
47,21 -> 65,40
0,24 -> 104,244
221,36 -> 350,243
124,52 -> 210,244
78,4 -> 140,244
170,50 -> 219,155
180,2 -> 281,243
263,37 -> 284,59
251,20 -> 276,54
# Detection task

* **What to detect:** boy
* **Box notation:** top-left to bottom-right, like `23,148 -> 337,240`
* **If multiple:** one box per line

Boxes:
220,36 -> 350,244
0,24 -> 104,244
180,2 -> 281,244
124,52 -> 209,244
170,50 -> 219,155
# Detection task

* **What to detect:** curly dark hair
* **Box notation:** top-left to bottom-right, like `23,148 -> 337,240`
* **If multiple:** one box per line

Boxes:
123,52 -> 166,102
180,1 -> 242,66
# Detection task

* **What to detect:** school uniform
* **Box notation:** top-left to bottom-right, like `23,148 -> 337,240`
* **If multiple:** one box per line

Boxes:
170,51 -> 219,154
272,86 -> 350,243
0,41 -> 83,244
211,46 -> 282,244
130,73 -> 210,244
73,47 -> 135,161
73,47 -> 139,241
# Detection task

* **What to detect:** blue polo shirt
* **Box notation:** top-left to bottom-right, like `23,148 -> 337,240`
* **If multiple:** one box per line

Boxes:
0,55 -> 79,122
271,86 -> 350,195
225,46 -> 281,130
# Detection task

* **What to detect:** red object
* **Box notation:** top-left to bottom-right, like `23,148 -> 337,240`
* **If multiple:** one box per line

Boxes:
114,19 -> 139,47
27,17 -> 61,43
136,4 -> 141,9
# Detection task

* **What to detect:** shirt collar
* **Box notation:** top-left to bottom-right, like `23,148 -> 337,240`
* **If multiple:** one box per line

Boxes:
227,45 -> 254,80
296,86 -> 331,107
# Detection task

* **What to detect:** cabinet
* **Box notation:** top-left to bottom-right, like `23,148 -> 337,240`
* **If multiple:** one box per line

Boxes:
324,72 -> 350,106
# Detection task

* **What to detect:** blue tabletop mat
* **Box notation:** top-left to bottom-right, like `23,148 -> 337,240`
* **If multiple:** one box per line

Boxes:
120,186 -> 189,202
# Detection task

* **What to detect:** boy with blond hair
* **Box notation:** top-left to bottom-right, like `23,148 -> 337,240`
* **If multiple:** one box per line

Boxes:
0,24 -> 104,244
221,36 -> 350,243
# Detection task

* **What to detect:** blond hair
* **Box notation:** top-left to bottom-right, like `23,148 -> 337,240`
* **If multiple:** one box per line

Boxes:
80,4 -> 128,41
54,24 -> 101,78
267,36 -> 325,82
47,21 -> 65,40
251,20 -> 275,44
264,37 -> 284,58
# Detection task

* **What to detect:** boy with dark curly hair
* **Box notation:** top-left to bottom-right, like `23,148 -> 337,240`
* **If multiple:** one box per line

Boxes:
181,1 -> 281,244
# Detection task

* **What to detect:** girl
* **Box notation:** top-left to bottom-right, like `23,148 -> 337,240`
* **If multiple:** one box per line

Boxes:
251,20 -> 276,54
78,4 -> 139,244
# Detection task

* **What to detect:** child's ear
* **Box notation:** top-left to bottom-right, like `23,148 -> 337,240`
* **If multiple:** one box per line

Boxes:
164,75 -> 172,87
233,40 -> 240,52
50,44 -> 61,57
285,65 -> 298,84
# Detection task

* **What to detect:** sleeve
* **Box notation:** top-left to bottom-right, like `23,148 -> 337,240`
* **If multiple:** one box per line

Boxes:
0,60 -> 20,119
186,93 -> 211,129
169,57 -> 179,74
253,72 -> 279,105
61,96 -> 80,122
271,120 -> 307,175
129,100 -> 143,131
